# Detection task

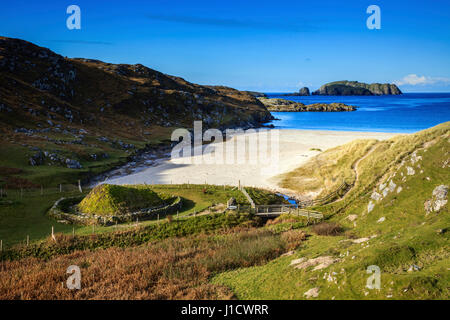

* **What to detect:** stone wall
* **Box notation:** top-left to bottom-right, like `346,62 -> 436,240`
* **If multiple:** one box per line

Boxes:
48,196 -> 183,226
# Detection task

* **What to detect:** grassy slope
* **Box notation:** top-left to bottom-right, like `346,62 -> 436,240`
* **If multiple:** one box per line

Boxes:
0,126 -> 172,187
213,122 -> 450,299
278,139 -> 377,197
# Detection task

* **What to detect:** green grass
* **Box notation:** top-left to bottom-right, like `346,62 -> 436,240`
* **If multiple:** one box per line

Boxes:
0,183 -> 253,247
0,140 -> 134,187
0,125 -> 175,189
1,212 -> 256,261
245,187 -> 288,205
0,187 -> 89,247
150,184 -> 249,216
78,184 -> 165,215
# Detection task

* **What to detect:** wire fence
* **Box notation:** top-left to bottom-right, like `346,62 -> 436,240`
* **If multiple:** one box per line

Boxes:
296,181 -> 353,208
0,182 -> 86,199
0,180 -> 351,251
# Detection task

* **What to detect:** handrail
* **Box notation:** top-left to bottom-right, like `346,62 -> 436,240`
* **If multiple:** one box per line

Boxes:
297,181 -> 353,208
241,187 -> 256,208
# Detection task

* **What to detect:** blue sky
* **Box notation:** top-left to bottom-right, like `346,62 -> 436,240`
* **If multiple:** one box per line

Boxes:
1,0 -> 449,92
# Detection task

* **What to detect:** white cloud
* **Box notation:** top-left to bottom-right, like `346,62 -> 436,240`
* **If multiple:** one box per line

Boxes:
394,74 -> 450,86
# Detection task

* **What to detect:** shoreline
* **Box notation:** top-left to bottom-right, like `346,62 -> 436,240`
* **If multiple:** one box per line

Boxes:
91,129 -> 402,195
268,123 -> 416,134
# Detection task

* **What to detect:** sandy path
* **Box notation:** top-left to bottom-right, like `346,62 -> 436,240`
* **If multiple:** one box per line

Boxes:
101,129 -> 399,192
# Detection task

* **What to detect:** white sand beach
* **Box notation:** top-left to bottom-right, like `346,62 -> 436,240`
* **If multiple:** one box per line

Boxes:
101,129 -> 399,192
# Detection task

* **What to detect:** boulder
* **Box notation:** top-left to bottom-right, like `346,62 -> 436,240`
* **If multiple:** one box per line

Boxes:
304,288 -> 320,299
371,192 -> 382,201
65,159 -> 82,169
367,201 -> 375,213
425,185 -> 448,213
29,151 -> 44,166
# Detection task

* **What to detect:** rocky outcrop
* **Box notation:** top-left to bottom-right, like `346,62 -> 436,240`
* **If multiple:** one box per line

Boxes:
244,91 -> 267,98
313,81 -> 402,96
424,185 -> 448,214
290,256 -> 340,270
258,98 -> 356,112
280,87 -> 310,97
299,87 -> 310,96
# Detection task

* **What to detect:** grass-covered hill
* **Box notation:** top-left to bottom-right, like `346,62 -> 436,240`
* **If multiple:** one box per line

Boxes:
214,122 -> 449,299
0,37 -> 272,187
78,184 -> 165,215
313,80 -> 402,95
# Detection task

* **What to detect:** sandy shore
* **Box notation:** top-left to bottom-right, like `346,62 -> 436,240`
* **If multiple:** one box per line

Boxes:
100,129 -> 399,192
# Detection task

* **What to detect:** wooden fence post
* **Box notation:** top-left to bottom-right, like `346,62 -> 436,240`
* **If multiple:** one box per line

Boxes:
26,235 -> 29,246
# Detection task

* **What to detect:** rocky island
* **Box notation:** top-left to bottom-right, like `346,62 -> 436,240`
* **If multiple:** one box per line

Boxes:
280,87 -> 311,97
258,97 -> 356,112
312,80 -> 402,96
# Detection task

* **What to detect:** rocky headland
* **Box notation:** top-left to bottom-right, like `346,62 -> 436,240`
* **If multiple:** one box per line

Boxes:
258,97 -> 356,112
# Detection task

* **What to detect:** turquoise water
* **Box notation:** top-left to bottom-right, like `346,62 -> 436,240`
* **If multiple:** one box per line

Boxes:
276,193 -> 297,206
267,93 -> 450,133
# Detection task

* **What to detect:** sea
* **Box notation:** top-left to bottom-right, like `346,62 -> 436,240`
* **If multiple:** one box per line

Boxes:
266,93 -> 450,133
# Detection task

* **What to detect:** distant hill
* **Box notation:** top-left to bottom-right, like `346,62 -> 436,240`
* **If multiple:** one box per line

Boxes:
313,80 -> 402,96
0,37 -> 272,134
